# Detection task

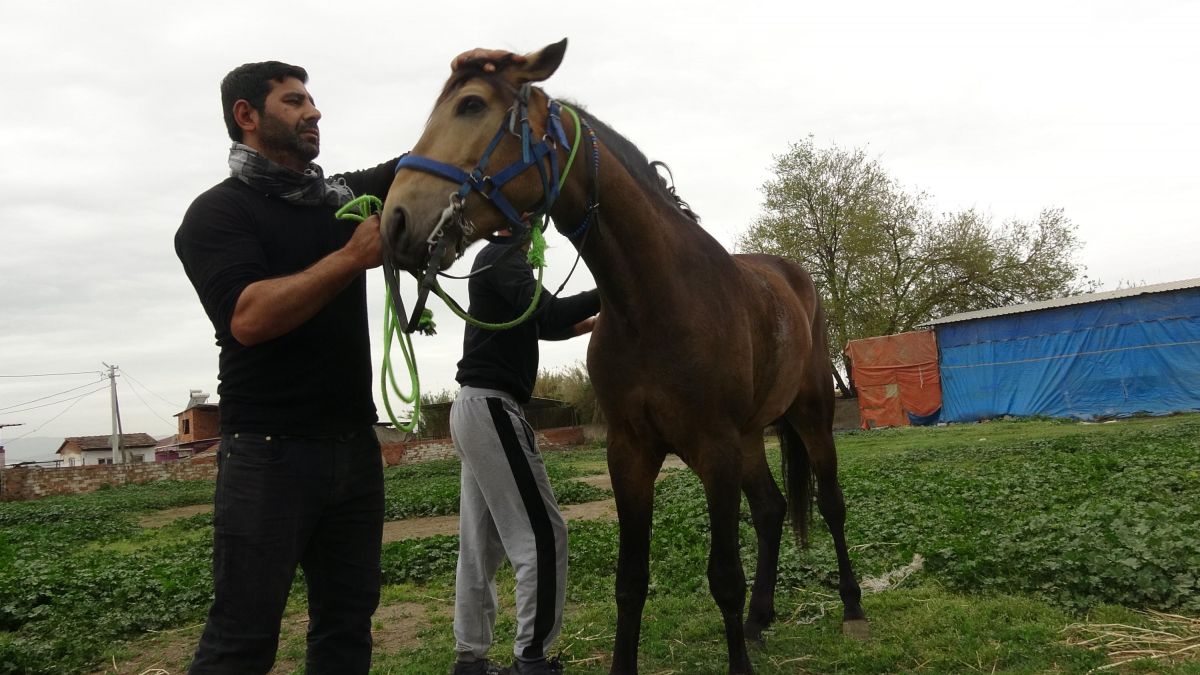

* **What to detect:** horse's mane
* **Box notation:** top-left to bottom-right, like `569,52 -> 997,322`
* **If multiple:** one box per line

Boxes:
650,160 -> 701,223
560,98 -> 701,224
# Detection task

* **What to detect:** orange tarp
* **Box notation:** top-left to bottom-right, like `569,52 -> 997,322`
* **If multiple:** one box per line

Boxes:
844,330 -> 942,429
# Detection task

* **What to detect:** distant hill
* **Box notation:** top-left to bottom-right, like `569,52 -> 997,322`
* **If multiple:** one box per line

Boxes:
2,437 -> 64,464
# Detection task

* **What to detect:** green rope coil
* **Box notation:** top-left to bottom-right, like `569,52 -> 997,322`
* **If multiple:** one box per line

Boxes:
336,195 -> 422,433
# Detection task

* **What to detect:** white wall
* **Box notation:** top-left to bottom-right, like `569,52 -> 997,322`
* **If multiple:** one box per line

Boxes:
82,449 -> 113,465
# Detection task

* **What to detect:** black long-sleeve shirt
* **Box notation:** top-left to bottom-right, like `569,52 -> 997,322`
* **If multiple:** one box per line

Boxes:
455,242 -> 601,402
174,160 -> 397,434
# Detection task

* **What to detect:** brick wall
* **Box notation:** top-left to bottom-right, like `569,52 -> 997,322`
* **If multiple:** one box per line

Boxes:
538,426 -> 585,448
2,426 -> 589,500
382,438 -> 456,467
380,426 -> 587,467
196,412 -> 220,443
1,455 -> 217,501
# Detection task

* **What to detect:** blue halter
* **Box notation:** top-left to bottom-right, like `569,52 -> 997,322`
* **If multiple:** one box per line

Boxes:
394,83 -> 573,241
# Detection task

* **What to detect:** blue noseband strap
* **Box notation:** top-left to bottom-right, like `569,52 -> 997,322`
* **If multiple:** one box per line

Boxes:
394,88 -> 572,240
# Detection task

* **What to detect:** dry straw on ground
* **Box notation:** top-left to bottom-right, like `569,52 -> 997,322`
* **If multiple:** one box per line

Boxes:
786,550 -> 923,626
1064,608 -> 1200,672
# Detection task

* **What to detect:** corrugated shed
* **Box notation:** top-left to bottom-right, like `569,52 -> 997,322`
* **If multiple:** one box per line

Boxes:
933,282 -> 1200,421
923,278 -> 1200,326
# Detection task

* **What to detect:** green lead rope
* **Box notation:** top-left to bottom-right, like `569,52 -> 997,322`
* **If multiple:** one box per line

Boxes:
433,222 -> 547,330
335,196 -> 423,432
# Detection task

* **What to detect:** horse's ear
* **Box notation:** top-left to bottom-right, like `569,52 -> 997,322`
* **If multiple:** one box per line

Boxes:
515,38 -> 568,84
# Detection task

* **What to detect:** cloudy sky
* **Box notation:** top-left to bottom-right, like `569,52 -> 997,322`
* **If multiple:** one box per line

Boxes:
1,0 -> 1196,455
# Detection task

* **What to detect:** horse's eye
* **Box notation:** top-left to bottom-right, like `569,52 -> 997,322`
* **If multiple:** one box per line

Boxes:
456,96 -> 487,116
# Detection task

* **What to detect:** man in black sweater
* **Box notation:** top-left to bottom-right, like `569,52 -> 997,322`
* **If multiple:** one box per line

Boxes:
175,51 -> 517,675
450,239 -> 600,675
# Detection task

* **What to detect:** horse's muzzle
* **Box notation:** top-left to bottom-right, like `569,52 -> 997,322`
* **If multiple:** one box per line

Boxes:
380,205 -> 420,272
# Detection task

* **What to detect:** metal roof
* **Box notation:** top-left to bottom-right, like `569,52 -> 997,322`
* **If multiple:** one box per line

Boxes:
56,433 -> 160,453
922,277 -> 1200,327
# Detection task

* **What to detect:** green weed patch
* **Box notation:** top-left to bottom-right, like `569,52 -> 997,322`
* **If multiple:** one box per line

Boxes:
4,418 -> 1199,673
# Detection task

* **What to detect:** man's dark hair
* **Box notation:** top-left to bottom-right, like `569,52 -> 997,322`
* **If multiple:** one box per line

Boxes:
220,61 -> 308,142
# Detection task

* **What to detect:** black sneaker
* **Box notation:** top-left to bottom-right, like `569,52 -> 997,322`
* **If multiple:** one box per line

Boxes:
451,659 -> 508,675
510,655 -> 563,675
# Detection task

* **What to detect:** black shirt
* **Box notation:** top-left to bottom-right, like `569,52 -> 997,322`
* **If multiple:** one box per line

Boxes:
174,160 -> 396,434
456,241 -> 601,402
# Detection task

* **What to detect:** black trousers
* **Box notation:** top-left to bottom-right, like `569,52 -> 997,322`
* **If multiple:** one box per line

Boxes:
189,429 -> 384,675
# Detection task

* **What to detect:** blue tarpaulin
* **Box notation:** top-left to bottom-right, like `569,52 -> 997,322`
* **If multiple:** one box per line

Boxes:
935,287 -> 1200,422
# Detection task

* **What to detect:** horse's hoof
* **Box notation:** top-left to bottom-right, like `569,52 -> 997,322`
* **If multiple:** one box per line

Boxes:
842,618 -> 870,640
744,622 -> 766,646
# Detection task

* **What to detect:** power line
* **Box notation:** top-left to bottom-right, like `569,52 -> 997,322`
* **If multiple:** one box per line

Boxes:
119,378 -> 176,431
121,369 -> 183,409
8,387 -> 107,440
0,370 -> 104,378
2,385 -> 110,415
0,378 -> 107,412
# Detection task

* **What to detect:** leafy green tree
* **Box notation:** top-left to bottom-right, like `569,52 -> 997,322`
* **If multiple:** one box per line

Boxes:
739,137 -> 1096,395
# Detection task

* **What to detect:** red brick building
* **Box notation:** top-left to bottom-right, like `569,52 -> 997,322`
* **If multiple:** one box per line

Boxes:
156,391 -> 220,461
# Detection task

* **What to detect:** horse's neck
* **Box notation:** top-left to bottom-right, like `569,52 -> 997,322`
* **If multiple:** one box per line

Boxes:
554,158 -> 734,323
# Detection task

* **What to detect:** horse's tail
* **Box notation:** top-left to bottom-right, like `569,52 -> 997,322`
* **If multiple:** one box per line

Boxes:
776,419 -> 814,548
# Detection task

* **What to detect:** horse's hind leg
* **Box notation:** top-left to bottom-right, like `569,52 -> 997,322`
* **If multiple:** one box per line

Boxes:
608,430 -> 665,675
786,413 -> 869,637
740,435 -> 786,644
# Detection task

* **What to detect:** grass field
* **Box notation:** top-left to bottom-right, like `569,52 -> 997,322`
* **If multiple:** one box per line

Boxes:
2,414 -> 1198,674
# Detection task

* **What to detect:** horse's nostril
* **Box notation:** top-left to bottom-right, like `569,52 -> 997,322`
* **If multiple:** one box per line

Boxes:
383,208 -> 406,246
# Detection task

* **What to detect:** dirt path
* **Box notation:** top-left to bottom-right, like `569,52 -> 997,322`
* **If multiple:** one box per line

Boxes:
137,503 -> 214,528
142,456 -> 689,543
92,602 -> 432,675
108,456 -> 689,674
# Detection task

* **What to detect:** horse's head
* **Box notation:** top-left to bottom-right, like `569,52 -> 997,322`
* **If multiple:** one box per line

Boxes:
382,39 -> 569,274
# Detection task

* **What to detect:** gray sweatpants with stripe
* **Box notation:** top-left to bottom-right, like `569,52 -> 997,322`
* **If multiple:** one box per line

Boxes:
451,386 -> 568,662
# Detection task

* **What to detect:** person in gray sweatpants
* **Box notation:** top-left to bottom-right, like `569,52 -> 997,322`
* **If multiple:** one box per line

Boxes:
450,239 -> 600,675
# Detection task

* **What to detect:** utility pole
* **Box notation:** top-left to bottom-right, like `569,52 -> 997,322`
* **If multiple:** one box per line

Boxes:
0,422 -> 22,468
103,363 -> 125,464
0,423 -> 21,498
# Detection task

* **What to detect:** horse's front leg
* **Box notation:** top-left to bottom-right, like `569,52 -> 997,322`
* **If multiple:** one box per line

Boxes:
608,430 -> 663,675
698,437 -> 754,675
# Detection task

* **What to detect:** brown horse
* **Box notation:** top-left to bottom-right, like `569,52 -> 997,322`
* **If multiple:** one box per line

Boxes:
382,40 -> 867,675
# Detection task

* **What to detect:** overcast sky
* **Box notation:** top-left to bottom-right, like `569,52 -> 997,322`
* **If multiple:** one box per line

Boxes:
1,0 -> 1197,452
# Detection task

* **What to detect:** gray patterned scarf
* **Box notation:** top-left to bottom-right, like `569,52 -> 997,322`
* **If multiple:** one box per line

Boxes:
228,143 -> 354,207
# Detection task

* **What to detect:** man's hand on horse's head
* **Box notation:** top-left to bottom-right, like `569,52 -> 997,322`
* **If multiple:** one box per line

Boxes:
451,48 -> 527,73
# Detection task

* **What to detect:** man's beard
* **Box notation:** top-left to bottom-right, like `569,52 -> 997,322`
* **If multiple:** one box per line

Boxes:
259,111 -> 319,164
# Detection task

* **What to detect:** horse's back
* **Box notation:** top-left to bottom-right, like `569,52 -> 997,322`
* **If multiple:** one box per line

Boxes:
731,252 -> 823,336
729,253 -> 833,419
734,251 -> 820,300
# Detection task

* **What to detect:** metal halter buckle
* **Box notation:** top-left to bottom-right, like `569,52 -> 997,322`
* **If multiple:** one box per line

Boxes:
426,193 -> 463,252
